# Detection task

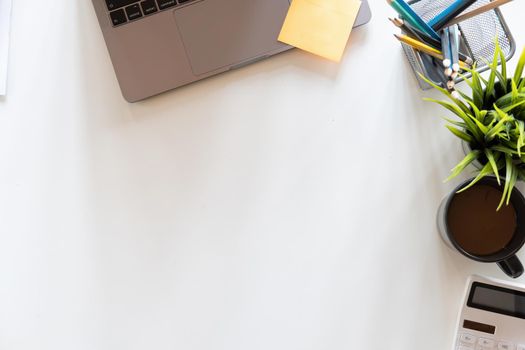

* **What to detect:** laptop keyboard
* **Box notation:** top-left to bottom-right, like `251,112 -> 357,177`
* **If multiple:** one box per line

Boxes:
106,0 -> 193,27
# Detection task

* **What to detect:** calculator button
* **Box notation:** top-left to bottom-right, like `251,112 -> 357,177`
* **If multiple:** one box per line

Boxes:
479,339 -> 495,348
460,334 -> 477,344
498,343 -> 514,350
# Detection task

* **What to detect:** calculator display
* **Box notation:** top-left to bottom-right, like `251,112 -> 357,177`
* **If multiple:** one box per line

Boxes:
467,282 -> 525,319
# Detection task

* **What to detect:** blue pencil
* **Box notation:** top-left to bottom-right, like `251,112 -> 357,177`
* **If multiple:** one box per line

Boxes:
441,28 -> 452,72
429,0 -> 477,31
386,0 -> 441,41
449,25 -> 460,72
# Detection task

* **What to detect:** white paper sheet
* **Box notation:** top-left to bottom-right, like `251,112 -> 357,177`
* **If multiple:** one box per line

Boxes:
0,0 -> 13,96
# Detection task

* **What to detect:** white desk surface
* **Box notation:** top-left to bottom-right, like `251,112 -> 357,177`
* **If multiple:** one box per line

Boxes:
1,1 -> 525,349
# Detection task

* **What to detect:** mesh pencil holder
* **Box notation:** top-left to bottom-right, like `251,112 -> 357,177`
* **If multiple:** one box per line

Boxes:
402,0 -> 516,90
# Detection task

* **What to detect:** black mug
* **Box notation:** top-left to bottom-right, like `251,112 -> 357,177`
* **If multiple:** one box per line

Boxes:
437,177 -> 525,278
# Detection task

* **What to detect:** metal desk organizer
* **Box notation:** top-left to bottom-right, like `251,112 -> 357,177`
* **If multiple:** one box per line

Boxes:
402,0 -> 516,90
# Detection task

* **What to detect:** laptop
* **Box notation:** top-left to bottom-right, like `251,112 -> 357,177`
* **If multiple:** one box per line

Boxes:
92,0 -> 372,102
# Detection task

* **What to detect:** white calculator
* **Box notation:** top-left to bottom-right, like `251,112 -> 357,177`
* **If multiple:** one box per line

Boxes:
454,275 -> 525,350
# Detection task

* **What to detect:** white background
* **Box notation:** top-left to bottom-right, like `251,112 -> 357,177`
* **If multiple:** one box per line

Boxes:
1,1 -> 525,349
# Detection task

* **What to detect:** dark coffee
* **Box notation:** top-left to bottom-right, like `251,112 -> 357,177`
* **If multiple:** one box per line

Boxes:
447,184 -> 517,256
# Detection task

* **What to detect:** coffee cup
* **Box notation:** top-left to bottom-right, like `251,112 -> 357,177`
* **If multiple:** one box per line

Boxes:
437,176 -> 525,278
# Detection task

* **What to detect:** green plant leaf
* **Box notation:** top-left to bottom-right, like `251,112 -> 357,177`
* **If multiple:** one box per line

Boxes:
501,138 -> 521,152
512,79 -> 519,104
469,114 -> 489,134
479,75 -> 489,87
459,75 -> 484,109
495,70 -> 508,95
520,76 -> 525,90
499,40 -> 508,89
423,98 -> 465,117
466,99 -> 482,120
456,89 -> 474,104
470,68 -> 484,91
498,155 -> 518,210
464,100 -> 491,133
418,73 -> 450,96
493,106 -> 504,120
425,98 -> 482,141
486,107 -> 511,141
446,150 -> 481,182
485,148 -> 501,185
491,145 -> 520,155
457,161 -> 494,193
517,120 -> 525,156
443,117 -> 466,128
501,99 -> 525,113
462,68 -> 485,108
480,110 -> 489,124
446,125 -> 473,142
485,149 -> 501,184
419,73 -> 471,114
485,48 -> 499,101
513,46 -> 525,85
496,92 -> 525,105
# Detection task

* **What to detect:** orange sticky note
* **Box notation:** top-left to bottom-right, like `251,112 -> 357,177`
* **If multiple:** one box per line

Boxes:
278,0 -> 362,62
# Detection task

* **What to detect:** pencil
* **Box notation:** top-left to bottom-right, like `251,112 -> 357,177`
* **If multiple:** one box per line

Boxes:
429,0 -> 477,31
441,28 -> 452,69
386,0 -> 441,41
390,17 -> 474,65
394,34 -> 470,70
450,25 -> 460,72
443,0 -> 514,27
390,17 -> 441,47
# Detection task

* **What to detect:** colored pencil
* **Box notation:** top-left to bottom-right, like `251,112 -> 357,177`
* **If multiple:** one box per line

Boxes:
389,17 -> 474,65
441,28 -> 452,69
429,0 -> 477,31
443,0 -> 514,27
394,34 -> 470,70
386,0 -> 441,41
450,25 -> 460,72
390,17 -> 441,47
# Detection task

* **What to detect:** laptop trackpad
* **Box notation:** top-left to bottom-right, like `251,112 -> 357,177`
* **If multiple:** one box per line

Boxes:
173,0 -> 290,76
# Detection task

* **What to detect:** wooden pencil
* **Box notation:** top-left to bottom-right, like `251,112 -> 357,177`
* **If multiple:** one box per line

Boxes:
394,34 -> 470,70
441,28 -> 452,69
389,17 -> 474,65
386,0 -> 441,40
389,17 -> 441,48
444,0 -> 513,27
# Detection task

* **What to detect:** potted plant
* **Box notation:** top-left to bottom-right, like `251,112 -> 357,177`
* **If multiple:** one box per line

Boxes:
423,42 -> 525,209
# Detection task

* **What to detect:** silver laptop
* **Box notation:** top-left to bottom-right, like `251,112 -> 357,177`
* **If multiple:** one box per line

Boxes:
92,0 -> 372,102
